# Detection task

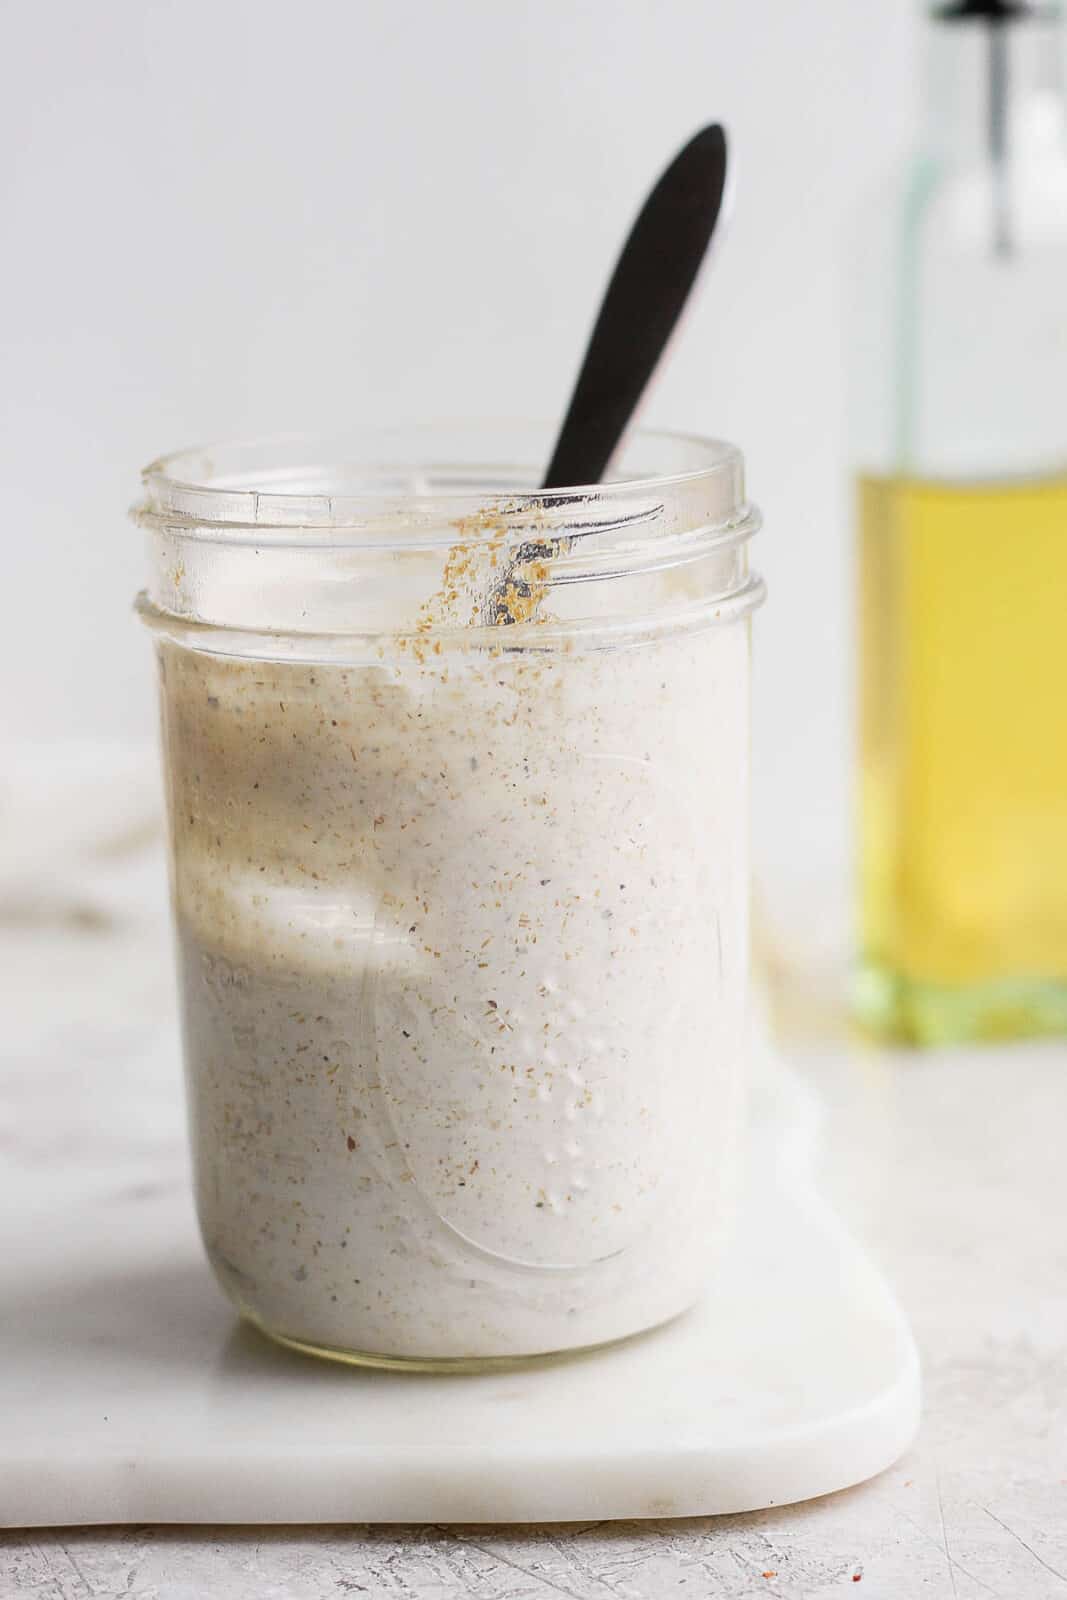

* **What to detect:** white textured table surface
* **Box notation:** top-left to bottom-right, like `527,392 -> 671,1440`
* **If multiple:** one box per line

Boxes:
2,768 -> 1065,1597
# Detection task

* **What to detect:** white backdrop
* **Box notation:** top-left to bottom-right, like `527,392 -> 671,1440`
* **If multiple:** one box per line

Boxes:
0,0 -> 917,892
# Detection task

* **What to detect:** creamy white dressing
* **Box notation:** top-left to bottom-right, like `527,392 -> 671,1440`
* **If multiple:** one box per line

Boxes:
161,620 -> 749,1362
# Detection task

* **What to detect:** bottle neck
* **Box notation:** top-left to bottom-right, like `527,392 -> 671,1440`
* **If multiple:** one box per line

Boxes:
923,8 -> 1065,164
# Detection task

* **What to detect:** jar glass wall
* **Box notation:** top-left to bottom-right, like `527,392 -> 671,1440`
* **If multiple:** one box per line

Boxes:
134,424 -> 763,1369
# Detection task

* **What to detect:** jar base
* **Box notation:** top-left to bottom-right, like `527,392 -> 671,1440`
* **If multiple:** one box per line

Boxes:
853,959 -> 1067,1046
241,1308 -> 684,1375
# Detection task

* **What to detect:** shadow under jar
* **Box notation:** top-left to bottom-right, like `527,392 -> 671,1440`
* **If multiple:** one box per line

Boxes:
133,423 -> 764,1370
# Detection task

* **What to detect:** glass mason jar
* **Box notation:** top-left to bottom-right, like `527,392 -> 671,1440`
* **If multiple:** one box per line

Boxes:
133,423 -> 763,1369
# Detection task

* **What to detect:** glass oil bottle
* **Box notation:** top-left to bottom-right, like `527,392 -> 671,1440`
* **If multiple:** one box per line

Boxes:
853,2 -> 1067,1042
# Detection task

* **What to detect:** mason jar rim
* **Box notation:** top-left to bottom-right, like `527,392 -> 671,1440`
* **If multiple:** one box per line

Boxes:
133,422 -> 750,542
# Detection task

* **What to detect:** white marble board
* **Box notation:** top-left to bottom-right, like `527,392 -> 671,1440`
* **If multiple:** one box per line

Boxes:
1,992 -> 918,1527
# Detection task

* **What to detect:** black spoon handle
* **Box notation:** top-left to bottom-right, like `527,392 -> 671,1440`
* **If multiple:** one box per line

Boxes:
541,124 -> 730,491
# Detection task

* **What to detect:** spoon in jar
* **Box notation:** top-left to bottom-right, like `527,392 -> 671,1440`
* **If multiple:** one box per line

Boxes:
485,123 -> 731,626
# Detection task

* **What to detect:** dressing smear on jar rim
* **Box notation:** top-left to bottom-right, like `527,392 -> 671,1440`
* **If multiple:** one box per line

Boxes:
139,429 -> 761,1367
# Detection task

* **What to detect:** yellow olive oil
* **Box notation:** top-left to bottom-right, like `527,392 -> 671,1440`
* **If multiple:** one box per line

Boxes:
857,470 -> 1067,1043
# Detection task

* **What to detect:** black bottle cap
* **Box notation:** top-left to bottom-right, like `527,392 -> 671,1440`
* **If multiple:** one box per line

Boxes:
932,1 -> 1038,19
